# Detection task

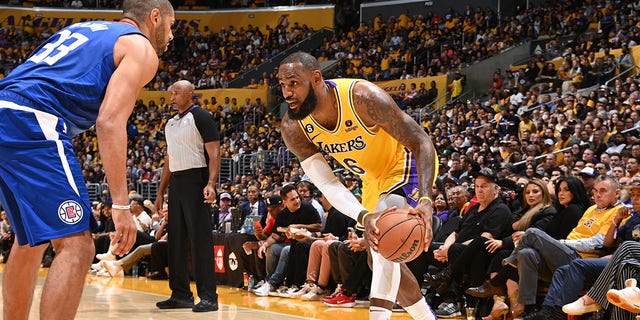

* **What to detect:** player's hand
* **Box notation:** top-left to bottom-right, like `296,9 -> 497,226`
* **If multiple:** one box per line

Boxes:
203,184 -> 216,203
485,239 -> 503,253
364,208 -> 394,251
413,200 -> 434,251
110,208 -> 137,256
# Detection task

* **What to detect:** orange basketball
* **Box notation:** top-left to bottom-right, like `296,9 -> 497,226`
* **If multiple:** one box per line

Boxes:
376,208 -> 427,263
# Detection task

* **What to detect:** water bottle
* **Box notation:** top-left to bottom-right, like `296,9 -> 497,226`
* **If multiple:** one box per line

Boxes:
248,274 -> 255,290
243,216 -> 254,234
132,264 -> 139,277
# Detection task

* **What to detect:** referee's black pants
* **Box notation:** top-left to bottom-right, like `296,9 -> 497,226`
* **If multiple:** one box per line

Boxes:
168,168 -> 217,302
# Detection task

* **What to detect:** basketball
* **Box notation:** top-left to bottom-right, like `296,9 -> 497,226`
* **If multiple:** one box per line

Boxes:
376,208 -> 427,263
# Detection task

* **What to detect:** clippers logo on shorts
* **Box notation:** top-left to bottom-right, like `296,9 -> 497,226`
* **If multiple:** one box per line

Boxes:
58,200 -> 83,224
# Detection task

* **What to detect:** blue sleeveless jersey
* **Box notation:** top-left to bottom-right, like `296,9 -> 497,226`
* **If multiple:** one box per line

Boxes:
0,21 -> 143,136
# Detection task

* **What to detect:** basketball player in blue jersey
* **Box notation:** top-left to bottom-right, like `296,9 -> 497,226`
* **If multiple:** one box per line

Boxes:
279,51 -> 438,320
0,1 -> 174,319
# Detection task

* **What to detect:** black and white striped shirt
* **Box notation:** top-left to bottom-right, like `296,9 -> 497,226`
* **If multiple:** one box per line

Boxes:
165,106 -> 219,172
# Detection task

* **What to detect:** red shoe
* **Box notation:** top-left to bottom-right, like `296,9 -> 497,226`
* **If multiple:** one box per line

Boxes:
323,290 -> 356,308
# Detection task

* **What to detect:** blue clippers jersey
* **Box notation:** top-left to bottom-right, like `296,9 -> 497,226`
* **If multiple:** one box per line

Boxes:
0,21 -> 143,136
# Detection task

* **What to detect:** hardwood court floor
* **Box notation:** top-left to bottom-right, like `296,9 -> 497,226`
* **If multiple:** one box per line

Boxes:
0,265 -> 415,319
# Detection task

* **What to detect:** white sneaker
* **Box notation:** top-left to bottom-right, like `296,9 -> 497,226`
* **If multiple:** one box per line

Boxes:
279,285 -> 299,298
273,285 -> 289,297
91,262 -> 103,271
607,278 -> 640,313
102,260 -> 124,277
96,251 -> 116,261
290,283 -> 314,299
250,280 -> 265,293
324,284 -> 342,299
96,269 -> 111,277
254,282 -> 272,297
301,284 -> 325,301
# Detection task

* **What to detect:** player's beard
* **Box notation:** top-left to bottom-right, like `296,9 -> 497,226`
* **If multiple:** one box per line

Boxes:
287,83 -> 317,120
154,19 -> 169,56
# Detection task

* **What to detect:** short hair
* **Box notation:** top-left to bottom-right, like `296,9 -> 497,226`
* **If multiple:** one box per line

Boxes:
280,183 -> 298,199
280,52 -> 320,72
123,0 -> 173,22
594,175 -> 621,190
129,193 -> 144,206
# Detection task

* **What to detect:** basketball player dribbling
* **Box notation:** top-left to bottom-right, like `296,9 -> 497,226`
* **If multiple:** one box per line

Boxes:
279,52 -> 438,320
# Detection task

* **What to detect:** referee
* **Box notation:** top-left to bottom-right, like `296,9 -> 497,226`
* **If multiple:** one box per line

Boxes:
155,80 -> 220,312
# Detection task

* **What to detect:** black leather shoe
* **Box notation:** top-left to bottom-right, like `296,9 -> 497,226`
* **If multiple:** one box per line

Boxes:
148,271 -> 168,280
156,298 -> 194,309
425,268 -> 453,289
465,280 -> 506,298
193,299 -> 218,312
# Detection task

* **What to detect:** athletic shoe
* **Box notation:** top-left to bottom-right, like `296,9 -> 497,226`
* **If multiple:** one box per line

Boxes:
607,278 -> 640,313
290,283 -> 314,299
102,260 -> 124,277
273,285 -> 290,297
435,302 -> 462,318
96,251 -> 116,261
323,284 -> 342,300
323,291 -> 356,308
562,297 -> 603,315
91,262 -> 103,271
279,285 -> 298,298
249,280 -> 265,293
301,285 -> 325,301
96,269 -> 111,277
392,302 -> 406,312
254,282 -> 273,297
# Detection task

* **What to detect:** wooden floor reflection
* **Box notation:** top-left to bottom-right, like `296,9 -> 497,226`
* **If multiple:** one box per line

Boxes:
0,266 -> 415,319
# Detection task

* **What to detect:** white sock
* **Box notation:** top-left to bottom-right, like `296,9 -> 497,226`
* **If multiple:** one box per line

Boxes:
370,306 -> 392,320
404,299 -> 437,320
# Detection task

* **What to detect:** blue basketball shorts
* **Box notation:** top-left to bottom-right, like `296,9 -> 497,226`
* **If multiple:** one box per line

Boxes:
0,100 -> 94,246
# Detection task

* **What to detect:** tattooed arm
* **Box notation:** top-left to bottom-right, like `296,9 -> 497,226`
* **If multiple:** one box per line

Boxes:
352,81 -> 437,249
353,81 -> 437,200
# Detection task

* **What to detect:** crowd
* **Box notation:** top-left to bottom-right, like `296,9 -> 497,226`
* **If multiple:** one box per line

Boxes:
4,0 -> 631,93
5,0 -> 640,318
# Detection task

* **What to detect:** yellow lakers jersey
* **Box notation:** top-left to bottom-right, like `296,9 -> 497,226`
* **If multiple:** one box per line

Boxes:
298,79 -> 417,211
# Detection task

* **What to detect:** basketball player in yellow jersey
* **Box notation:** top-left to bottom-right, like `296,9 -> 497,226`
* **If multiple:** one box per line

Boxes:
279,51 -> 438,320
